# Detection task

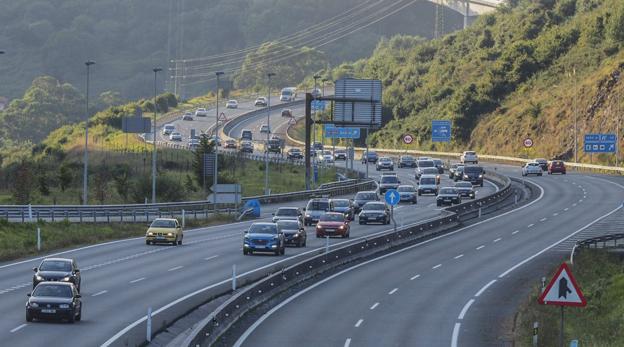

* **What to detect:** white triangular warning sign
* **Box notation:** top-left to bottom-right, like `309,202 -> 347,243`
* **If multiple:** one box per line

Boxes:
538,263 -> 586,307
218,112 -> 228,122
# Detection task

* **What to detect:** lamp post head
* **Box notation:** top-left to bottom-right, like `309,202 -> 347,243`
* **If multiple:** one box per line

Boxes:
216,71 -> 224,77
267,72 -> 275,78
313,74 -> 321,80
85,60 -> 95,66
0,50 -> 5,55
153,67 -> 163,73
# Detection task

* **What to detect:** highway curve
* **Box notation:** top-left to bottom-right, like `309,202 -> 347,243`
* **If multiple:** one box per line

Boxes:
234,168 -> 624,347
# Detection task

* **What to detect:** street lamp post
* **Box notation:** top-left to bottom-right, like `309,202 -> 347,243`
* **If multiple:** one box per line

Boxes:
313,75 -> 321,186
152,67 -> 163,204
83,61 -> 95,205
265,72 -> 275,195
214,71 -> 224,208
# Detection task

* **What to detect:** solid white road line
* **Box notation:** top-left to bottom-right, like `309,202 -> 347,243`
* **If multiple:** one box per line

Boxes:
451,323 -> 461,347
370,302 -> 379,310
355,319 -> 363,328
410,274 -> 420,280
168,266 -> 183,272
344,338 -> 352,347
388,288 -> 398,295
10,324 -> 27,333
204,255 -> 220,261
129,277 -> 146,284
432,264 -> 442,269
493,238 -> 502,243
476,245 -> 485,250
485,179 -> 500,193
454,254 -> 464,259
92,290 -> 108,297
458,299 -> 475,320
475,280 -> 497,297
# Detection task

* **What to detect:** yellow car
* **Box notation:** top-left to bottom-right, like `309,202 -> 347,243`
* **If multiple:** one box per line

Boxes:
145,218 -> 183,245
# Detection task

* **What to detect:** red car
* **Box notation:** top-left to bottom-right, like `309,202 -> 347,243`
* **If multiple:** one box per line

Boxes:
548,160 -> 566,174
316,212 -> 350,238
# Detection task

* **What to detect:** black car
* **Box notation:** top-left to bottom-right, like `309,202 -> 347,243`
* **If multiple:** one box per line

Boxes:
358,202 -> 390,225
33,258 -> 81,292
312,142 -> 324,151
433,159 -> 445,174
449,164 -> 465,179
535,158 -> 549,171
26,282 -> 82,323
353,191 -> 379,213
453,166 -> 466,182
436,187 -> 461,206
361,151 -> 379,164
330,198 -> 355,220
454,181 -> 476,199
276,220 -> 306,247
239,141 -> 254,153
462,165 -> 485,187
287,148 -> 303,160
378,175 -> 401,194
398,155 -> 416,168
415,160 -> 436,179
265,139 -> 282,154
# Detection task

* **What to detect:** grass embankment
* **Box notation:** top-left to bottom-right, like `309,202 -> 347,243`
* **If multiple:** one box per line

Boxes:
0,215 -> 237,262
515,250 -> 624,346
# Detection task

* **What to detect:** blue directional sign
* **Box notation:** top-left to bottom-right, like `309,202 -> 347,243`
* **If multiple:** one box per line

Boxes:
584,133 -> 616,153
432,120 -> 452,142
311,100 -> 326,111
324,125 -> 361,139
384,189 -> 400,206
313,165 -> 319,183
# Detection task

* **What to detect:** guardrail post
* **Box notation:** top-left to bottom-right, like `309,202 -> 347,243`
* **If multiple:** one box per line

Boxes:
232,264 -> 237,291
532,321 -> 538,347
120,210 -> 123,223
325,236 -> 330,254
107,210 -> 110,223
37,227 -> 41,251
146,307 -> 152,342
182,209 -> 185,228
79,211 -> 83,223
93,211 -> 96,223
51,210 -> 55,222
478,208 -> 482,218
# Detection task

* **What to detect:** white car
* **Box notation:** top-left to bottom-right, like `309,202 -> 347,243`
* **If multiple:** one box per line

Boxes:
188,138 -> 200,149
254,97 -> 267,107
260,124 -> 271,134
460,151 -> 478,164
169,132 -> 182,141
162,124 -> 175,135
226,100 -> 238,109
522,162 -> 543,176
194,108 -> 208,117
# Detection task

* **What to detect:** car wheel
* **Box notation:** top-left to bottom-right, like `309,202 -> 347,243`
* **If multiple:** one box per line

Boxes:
480,182 -> 484,187
243,249 -> 248,255
68,310 -> 75,324
418,191 -> 422,196
412,199 -> 417,204
548,171 -> 551,175
178,236 -> 183,245
274,249 -> 280,256
563,172 -> 566,175
76,307 -> 82,322
280,246 -> 285,255
538,173 -> 542,176
359,220 -> 364,225
436,202 -> 441,207
26,311 -> 33,322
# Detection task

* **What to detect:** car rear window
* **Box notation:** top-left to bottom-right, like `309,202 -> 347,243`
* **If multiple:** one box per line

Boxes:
33,284 -> 73,298
440,188 -> 457,194
420,177 -> 436,185
463,166 -> 483,173
307,201 -> 329,211
422,168 -> 438,174
249,224 -> 278,234
355,192 -> 377,200
465,151 -> 476,155
320,214 -> 344,222
39,260 -> 72,272
151,220 -> 176,228
381,176 -> 398,183
363,203 -> 385,211
397,186 -> 415,192
418,160 -> 434,168
277,221 -> 300,230
331,200 -> 350,207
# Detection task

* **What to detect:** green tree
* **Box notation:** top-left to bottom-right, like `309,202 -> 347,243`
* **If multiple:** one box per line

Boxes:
12,162 -> 34,204
184,174 -> 197,193
192,134 -> 216,185
93,166 -> 110,204
112,164 -> 131,203
58,164 -> 72,192
606,2 -> 624,42
37,171 -> 50,196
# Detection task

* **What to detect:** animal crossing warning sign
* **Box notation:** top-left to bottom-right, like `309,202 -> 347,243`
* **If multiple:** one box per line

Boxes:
538,263 -> 586,307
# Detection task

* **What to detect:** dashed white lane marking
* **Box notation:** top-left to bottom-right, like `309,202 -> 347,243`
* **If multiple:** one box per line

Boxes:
410,274 -> 420,280
572,203 -> 577,207
10,324 -> 27,333
204,255 -> 220,261
451,323 -> 461,347
454,254 -> 464,259
129,277 -> 146,284
493,238 -> 502,243
579,199 -> 583,203
388,288 -> 398,295
553,213 -> 559,216
355,319 -> 363,328
512,230 -> 520,235
427,203 -> 435,208
432,264 -> 442,269
564,208 -> 569,211
458,299 -> 475,320
539,218 -> 547,222
475,280 -> 497,297
168,266 -> 183,272
92,290 -> 108,297
476,245 -> 485,250
344,338 -> 352,347
370,302 -> 379,310
527,224 -> 534,228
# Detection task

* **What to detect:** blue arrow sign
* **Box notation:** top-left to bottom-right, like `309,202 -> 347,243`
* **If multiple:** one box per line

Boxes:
311,100 -> 326,111
384,189 -> 399,206
584,133 -> 617,153
324,124 -> 361,139
432,120 -> 452,142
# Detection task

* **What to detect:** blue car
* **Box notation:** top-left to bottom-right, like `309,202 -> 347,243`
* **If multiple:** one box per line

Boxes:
243,223 -> 285,256
397,185 -> 417,204
330,198 -> 355,220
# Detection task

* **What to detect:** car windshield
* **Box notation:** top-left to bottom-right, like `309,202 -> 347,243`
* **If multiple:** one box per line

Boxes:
355,192 -> 376,200
380,158 -> 391,162
433,159 -> 443,166
276,208 -> 298,216
381,176 -> 398,183
282,90 -> 292,96
420,177 -> 436,185
401,156 -> 414,161
366,152 -> 377,157
398,186 -> 415,192
464,166 -> 483,173
249,224 -> 278,234
363,203 -> 385,211
33,284 -> 73,298
455,182 -> 472,188
290,149 -> 301,153
39,260 -> 71,272
320,214 -> 344,222
465,151 -> 476,156
331,200 -> 350,207
440,188 -> 457,194
418,160 -> 434,168
307,201 -> 329,211
151,219 -> 176,228
277,221 -> 300,230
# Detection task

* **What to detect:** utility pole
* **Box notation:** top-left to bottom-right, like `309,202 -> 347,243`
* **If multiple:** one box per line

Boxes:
464,0 -> 470,29
265,72 -> 275,195
313,74 -> 321,187
214,71 -> 224,208
573,68 -> 578,163
83,61 -> 95,205
152,67 -> 163,204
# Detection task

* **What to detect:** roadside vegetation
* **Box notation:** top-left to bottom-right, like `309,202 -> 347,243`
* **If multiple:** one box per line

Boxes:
515,250 -> 624,346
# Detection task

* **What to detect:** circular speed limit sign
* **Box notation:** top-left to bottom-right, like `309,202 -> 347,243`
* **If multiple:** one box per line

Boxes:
403,134 -> 414,144
523,138 -> 534,148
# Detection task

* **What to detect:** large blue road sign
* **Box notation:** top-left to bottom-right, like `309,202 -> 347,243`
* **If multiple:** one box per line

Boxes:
324,125 -> 361,139
432,120 -> 451,142
584,134 -> 616,153
384,189 -> 399,206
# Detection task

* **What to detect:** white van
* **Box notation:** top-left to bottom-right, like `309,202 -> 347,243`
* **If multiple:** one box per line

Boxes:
162,124 -> 175,135
280,87 -> 297,102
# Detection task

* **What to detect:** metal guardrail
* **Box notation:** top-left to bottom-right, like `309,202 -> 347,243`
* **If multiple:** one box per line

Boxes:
576,234 -> 624,248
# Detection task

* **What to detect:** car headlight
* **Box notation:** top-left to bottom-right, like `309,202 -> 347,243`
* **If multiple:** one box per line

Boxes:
479,174 -> 483,178
30,302 -> 39,308
35,275 -> 44,281
62,276 -> 71,282
305,214 -> 311,218
147,232 -> 154,236
339,225 -> 345,230
167,232 -> 173,236
464,175 -> 469,179
316,224 -> 322,229
59,304 -> 70,309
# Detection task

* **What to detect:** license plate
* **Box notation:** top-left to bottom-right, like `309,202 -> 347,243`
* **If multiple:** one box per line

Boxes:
41,309 -> 56,314
156,236 -> 165,240
325,229 -> 335,232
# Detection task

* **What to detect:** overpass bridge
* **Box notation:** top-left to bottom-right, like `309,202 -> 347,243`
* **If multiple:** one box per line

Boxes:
430,0 -> 505,37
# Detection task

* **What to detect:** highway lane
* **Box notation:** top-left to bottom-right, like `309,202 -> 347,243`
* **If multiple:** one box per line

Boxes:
0,162 -> 496,346
235,169 -> 624,347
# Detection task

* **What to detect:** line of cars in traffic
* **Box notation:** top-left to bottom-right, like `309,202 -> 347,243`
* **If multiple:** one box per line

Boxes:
521,158 -> 566,176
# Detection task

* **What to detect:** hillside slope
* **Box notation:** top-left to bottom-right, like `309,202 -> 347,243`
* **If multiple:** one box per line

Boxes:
351,0 -> 624,165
